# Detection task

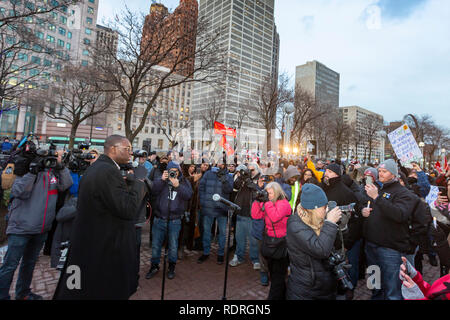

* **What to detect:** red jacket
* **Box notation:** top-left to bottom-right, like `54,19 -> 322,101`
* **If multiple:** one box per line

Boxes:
251,199 -> 292,238
410,272 -> 450,300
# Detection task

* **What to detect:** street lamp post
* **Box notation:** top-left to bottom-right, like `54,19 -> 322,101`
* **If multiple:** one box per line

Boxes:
419,142 -> 425,168
283,102 -> 294,158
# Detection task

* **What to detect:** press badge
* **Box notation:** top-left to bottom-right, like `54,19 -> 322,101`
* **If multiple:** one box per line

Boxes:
382,193 -> 391,199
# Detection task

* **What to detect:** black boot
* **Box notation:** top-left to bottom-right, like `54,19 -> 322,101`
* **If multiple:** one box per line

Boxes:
167,262 -> 176,279
145,263 -> 159,279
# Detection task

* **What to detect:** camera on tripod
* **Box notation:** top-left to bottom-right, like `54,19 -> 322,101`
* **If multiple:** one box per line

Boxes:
328,251 -> 353,290
62,147 -> 95,174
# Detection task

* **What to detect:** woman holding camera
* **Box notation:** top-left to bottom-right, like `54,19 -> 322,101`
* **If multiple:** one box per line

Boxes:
251,182 -> 292,300
286,183 -> 343,300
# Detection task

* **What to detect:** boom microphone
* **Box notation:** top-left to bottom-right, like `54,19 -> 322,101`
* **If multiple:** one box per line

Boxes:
213,194 -> 241,211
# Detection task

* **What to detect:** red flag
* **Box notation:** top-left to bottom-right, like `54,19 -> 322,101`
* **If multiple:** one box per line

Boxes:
219,135 -> 234,156
435,161 -> 442,173
445,157 -> 448,171
214,121 -> 236,138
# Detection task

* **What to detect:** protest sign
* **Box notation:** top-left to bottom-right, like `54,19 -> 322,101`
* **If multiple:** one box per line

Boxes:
388,124 -> 423,165
425,186 -> 440,208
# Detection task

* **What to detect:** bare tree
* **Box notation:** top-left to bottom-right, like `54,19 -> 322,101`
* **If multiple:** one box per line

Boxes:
331,108 -> 351,161
152,105 -> 192,150
364,115 -> 383,163
94,6 -> 234,143
37,66 -> 114,149
199,91 -> 224,152
403,114 -> 434,143
291,84 -> 327,152
254,72 -> 293,153
230,102 -> 248,154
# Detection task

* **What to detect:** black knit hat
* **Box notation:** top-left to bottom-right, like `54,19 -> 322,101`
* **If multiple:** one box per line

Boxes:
326,163 -> 342,176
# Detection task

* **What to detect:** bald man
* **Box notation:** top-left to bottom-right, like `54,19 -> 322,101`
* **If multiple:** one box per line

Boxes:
53,135 -> 146,300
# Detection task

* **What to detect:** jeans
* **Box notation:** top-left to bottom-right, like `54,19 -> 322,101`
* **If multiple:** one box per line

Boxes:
202,215 -> 227,256
0,233 -> 48,300
235,215 -> 259,264
151,217 -> 182,265
347,239 -> 362,289
365,241 -> 415,300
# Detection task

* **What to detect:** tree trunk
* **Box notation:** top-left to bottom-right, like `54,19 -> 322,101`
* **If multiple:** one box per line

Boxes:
69,122 -> 80,149
266,129 -> 272,154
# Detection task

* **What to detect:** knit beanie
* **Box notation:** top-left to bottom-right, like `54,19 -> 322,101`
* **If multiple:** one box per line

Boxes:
379,159 -> 398,177
364,167 -> 379,181
326,163 -> 342,177
167,161 -> 182,176
284,165 -> 300,181
300,183 -> 328,210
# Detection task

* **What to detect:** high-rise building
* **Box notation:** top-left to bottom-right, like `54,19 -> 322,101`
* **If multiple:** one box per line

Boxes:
141,0 -> 198,78
191,0 -> 278,153
96,24 -> 119,57
295,60 -> 340,109
341,105 -> 385,162
272,25 -> 280,83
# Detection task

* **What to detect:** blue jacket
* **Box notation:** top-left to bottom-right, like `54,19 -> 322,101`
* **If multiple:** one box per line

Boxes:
274,178 -> 292,201
152,175 -> 193,220
1,142 -> 12,152
199,167 -> 234,217
144,161 -> 153,178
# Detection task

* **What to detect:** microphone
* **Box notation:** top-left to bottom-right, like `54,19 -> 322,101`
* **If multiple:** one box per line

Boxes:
213,194 -> 241,211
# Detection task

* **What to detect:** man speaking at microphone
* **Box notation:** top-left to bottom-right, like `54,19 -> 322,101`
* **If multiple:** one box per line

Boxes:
53,135 -> 145,300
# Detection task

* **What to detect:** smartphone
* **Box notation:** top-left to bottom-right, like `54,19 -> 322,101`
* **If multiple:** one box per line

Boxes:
403,260 -> 410,277
365,176 -> 374,185
438,186 -> 448,201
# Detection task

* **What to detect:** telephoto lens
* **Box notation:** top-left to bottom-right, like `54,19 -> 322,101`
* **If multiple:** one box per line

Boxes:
169,171 -> 177,179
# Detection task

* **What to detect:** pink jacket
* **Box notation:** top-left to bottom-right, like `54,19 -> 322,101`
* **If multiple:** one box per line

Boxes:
251,199 -> 292,238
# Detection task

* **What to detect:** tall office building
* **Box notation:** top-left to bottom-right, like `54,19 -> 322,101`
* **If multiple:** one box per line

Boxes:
191,0 -> 278,152
141,0 -> 198,77
295,60 -> 340,109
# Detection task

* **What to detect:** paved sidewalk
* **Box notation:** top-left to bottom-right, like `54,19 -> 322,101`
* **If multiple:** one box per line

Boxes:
1,224 -> 441,300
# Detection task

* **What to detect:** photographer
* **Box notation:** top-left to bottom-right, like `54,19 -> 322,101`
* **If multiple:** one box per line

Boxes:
146,161 -> 193,280
232,162 -> 263,269
53,135 -> 145,300
197,161 -> 233,264
251,182 -> 291,300
0,150 -> 73,300
1,138 -> 12,153
286,184 -> 343,300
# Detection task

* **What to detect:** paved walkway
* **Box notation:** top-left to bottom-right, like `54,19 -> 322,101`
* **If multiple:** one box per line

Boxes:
1,224 -> 441,300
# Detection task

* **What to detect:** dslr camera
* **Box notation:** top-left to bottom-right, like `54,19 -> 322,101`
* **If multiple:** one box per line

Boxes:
239,167 -> 250,179
328,251 -> 353,290
169,170 -> 178,179
133,150 -> 148,158
255,190 -> 269,202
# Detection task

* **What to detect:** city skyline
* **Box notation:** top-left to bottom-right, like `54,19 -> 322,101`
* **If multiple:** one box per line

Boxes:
98,0 -> 450,129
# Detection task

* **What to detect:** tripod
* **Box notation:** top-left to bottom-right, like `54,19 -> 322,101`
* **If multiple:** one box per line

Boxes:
161,183 -> 173,300
222,206 -> 239,300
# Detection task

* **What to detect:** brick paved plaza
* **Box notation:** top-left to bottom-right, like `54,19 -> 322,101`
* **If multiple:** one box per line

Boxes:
1,223 -> 441,300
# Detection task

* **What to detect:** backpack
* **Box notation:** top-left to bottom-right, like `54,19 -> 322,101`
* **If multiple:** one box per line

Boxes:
1,163 -> 16,190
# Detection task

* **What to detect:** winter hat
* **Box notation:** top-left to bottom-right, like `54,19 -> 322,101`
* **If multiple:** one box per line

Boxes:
167,161 -> 182,174
284,165 -> 300,181
326,163 -> 342,177
300,183 -> 328,210
379,159 -> 398,177
364,167 -> 379,181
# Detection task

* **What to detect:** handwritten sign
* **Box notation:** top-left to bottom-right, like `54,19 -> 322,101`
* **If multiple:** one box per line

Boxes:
388,124 -> 423,165
425,186 -> 440,208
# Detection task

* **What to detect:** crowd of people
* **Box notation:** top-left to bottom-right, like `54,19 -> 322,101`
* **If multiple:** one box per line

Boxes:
0,134 -> 449,300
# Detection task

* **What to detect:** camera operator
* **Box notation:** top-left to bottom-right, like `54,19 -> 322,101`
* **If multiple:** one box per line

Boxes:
0,150 -> 73,300
232,162 -> 263,269
321,163 -> 363,299
362,159 -> 417,300
53,135 -> 145,300
197,160 -> 234,264
146,161 -> 193,280
286,184 -> 343,300
251,182 -> 292,299
1,137 -> 12,153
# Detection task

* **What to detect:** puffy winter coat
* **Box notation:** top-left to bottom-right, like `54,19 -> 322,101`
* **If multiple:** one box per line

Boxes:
251,199 -> 291,238
198,167 -> 234,217
286,214 -> 339,300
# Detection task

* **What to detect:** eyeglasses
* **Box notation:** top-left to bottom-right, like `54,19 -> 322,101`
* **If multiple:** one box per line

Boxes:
114,145 -> 132,152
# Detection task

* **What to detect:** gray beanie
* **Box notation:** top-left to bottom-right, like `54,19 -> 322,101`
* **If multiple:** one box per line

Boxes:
300,183 -> 328,210
379,159 -> 398,177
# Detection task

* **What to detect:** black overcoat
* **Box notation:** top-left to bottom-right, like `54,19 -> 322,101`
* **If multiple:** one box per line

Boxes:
53,155 -> 144,300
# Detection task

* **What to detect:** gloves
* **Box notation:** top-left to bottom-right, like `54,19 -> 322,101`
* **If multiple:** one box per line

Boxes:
401,283 -> 425,300
399,258 -> 417,281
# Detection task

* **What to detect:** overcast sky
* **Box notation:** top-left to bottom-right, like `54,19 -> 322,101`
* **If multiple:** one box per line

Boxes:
98,0 -> 450,128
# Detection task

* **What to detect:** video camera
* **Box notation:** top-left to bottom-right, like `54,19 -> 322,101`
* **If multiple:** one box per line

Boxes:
239,167 -> 250,179
133,150 -> 148,158
62,149 -> 95,174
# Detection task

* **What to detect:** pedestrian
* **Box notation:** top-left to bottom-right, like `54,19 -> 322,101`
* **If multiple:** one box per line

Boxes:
146,161 -> 193,280
286,183 -> 343,300
252,182 -> 292,299
284,165 -> 301,211
197,161 -> 234,264
53,135 -> 144,300
362,159 -> 417,300
0,151 -> 73,300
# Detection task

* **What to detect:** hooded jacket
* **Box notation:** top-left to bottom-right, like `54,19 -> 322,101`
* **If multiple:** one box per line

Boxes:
199,166 -> 234,218
6,168 -> 73,235
363,179 -> 416,254
152,162 -> 193,220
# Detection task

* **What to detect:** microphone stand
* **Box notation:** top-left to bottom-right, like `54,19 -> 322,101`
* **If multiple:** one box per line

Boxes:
161,182 -> 173,300
222,206 -> 238,300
